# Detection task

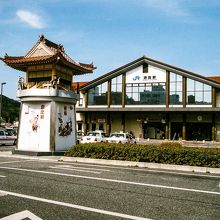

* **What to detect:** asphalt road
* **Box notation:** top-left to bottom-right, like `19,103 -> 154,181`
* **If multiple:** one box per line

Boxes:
0,156 -> 219,220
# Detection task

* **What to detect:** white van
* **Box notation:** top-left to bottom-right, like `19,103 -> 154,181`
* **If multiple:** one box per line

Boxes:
0,128 -> 17,146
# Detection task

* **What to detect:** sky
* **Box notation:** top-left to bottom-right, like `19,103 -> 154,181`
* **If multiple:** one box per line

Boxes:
1,0 -> 220,100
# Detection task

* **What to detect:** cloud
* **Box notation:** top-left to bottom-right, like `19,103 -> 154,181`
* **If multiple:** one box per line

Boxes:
16,10 -> 45,29
141,0 -> 189,17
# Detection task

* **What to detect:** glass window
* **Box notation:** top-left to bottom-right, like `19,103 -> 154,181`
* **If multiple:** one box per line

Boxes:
88,82 -> 108,105
169,73 -> 182,105
187,78 -> 212,105
204,84 -> 211,91
187,79 -> 194,91
170,83 -> 176,92
176,82 -> 182,91
111,75 -> 122,105
126,82 -> 166,105
204,91 -> 211,104
195,81 -> 203,91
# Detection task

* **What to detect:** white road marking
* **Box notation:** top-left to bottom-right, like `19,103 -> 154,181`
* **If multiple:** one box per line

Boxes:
0,190 -> 151,220
0,210 -> 42,220
141,169 -> 220,179
55,162 -> 220,179
0,175 -> 6,178
0,191 -> 7,197
0,166 -> 219,195
55,164 -> 111,172
49,166 -> 101,174
0,160 -> 34,165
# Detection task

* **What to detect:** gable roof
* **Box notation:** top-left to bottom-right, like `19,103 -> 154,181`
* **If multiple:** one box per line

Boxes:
1,35 -> 96,74
81,56 -> 220,91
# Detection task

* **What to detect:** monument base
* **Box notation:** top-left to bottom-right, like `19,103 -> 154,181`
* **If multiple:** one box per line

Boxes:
13,150 -> 65,156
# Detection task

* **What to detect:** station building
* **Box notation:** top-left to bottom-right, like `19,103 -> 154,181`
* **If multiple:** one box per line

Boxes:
75,56 -> 220,141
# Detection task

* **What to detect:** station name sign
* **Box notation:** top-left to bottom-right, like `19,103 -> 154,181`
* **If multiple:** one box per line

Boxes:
126,65 -> 166,84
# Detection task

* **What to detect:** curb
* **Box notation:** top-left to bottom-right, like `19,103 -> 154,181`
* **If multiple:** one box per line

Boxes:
59,157 -> 220,174
0,152 -> 219,174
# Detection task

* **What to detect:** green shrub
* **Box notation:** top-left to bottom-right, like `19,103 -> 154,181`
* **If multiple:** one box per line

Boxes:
64,142 -> 220,168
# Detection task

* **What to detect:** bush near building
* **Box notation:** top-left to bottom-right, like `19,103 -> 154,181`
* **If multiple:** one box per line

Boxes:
65,142 -> 220,168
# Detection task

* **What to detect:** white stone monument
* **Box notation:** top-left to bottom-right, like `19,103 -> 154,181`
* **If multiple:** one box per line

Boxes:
1,35 -> 95,155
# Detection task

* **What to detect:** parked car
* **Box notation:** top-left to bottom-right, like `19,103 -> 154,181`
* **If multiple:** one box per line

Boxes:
107,132 -> 136,144
81,130 -> 107,143
77,130 -> 84,144
0,128 -> 17,146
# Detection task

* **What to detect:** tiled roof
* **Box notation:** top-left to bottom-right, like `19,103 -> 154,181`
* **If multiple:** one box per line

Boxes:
72,82 -> 89,89
207,76 -> 220,83
1,35 -> 95,74
2,55 -> 53,64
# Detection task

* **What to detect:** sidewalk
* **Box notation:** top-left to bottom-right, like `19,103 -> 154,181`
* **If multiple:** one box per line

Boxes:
0,150 -> 220,175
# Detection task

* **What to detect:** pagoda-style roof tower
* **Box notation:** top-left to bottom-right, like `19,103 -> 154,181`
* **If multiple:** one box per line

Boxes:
0,35 -> 95,154
1,34 -> 95,91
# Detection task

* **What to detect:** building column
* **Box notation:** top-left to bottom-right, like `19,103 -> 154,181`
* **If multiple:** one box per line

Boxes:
212,113 -> 216,141
182,113 -> 186,140
166,70 -> 170,108
165,113 -> 169,139
107,80 -> 111,108
106,113 -> 111,136
212,87 -> 216,108
121,113 -> 125,132
182,76 -> 187,108
85,93 -> 88,108
122,73 -> 126,108
84,112 -> 89,133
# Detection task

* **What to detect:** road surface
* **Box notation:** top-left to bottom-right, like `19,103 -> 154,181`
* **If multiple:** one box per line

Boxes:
0,156 -> 219,219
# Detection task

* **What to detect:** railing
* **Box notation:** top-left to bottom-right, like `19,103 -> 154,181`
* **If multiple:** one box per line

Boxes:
23,81 -> 74,91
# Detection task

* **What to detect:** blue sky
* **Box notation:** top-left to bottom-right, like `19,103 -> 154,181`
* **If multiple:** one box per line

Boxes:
1,0 -> 220,99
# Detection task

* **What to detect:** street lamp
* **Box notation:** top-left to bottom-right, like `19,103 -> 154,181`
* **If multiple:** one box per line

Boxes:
0,82 -> 6,126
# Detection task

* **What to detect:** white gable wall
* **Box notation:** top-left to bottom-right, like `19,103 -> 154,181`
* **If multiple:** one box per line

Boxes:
126,65 -> 166,83
25,42 -> 54,57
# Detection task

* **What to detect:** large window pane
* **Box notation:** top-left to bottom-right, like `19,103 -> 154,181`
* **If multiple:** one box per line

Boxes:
187,78 -> 212,105
204,84 -> 211,91
195,81 -> 203,91
111,75 -> 122,105
204,91 -> 211,104
195,92 -> 203,103
126,82 -> 165,105
88,82 -> 108,105
187,79 -> 194,91
176,82 -> 182,91
169,73 -> 182,105
170,72 -> 176,81
170,82 -> 176,92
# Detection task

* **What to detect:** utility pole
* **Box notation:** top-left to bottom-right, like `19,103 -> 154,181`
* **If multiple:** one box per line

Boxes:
0,82 -> 6,127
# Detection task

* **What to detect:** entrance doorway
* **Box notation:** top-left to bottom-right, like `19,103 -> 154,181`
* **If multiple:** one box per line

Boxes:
171,122 -> 182,140
186,123 -> 212,141
143,122 -> 165,139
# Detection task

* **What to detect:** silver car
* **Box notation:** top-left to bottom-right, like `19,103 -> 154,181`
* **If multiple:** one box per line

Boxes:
0,129 -> 17,146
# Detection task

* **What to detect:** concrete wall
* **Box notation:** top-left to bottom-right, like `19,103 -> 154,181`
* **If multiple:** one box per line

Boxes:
55,103 -> 76,151
18,101 -> 76,152
111,113 -> 122,132
18,102 -> 51,151
216,91 -> 220,107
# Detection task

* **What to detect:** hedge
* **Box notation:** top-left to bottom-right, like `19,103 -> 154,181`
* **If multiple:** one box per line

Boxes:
65,142 -> 220,168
